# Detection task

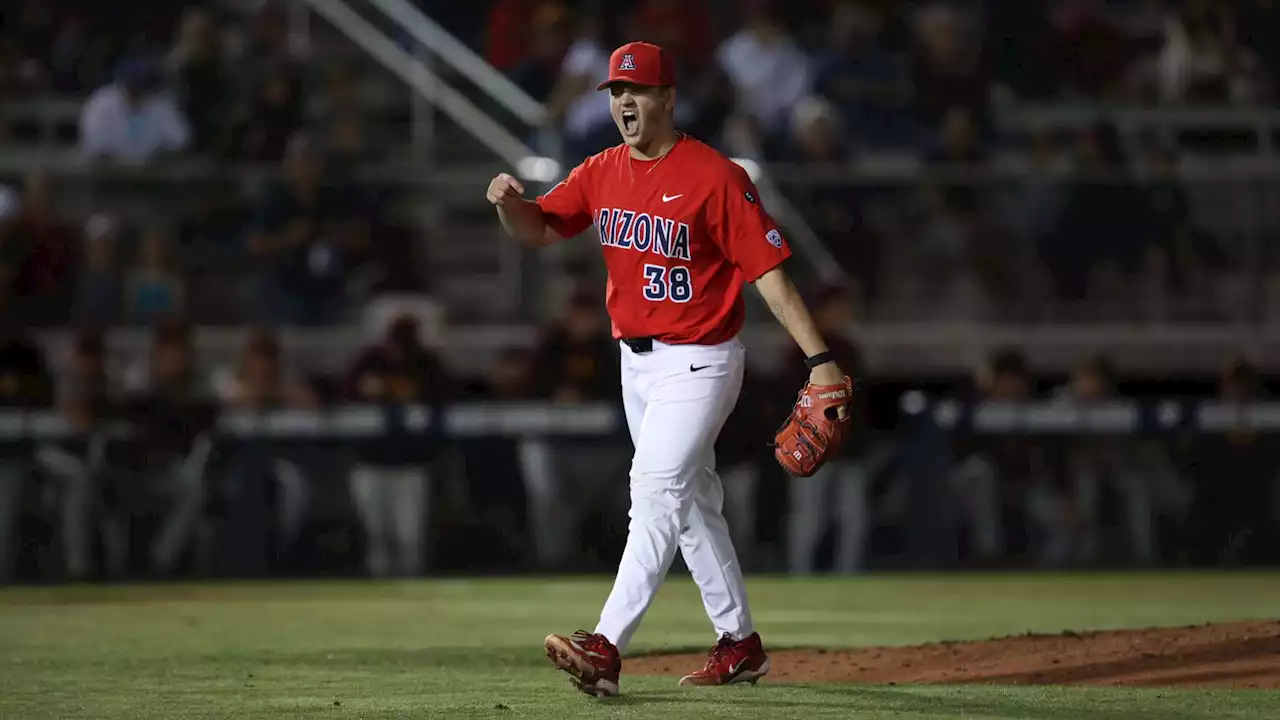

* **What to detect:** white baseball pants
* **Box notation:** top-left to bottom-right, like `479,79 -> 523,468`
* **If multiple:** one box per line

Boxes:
594,337 -> 755,652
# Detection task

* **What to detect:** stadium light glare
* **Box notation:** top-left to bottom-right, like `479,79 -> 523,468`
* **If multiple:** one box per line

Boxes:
730,157 -> 761,182
518,156 -> 561,183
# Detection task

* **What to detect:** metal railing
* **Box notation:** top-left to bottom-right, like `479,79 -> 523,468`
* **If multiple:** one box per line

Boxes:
362,0 -> 546,128
297,0 -> 540,172
997,104 -> 1280,156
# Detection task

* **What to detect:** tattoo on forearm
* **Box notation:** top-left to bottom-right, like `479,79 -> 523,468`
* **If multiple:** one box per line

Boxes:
768,299 -> 790,329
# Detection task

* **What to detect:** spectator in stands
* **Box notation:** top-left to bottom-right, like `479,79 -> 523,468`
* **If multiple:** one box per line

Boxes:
1184,357 -> 1277,565
714,367 -> 779,572
920,107 -> 1010,317
458,347 -> 536,568
165,6 -> 228,154
999,128 -> 1067,281
229,3 -> 302,90
105,322 -> 219,577
1134,137 -> 1226,318
0,325 -> 56,407
949,348 -> 1065,565
346,314 -> 453,577
783,97 -> 881,302
927,106 -> 985,165
1151,1 -> 1268,105
0,187 -> 18,318
1051,354 -> 1179,566
74,214 -> 122,327
786,96 -> 846,165
42,329 -> 112,579
17,0 -> 123,94
508,4 -> 571,103
80,57 -> 190,166
716,0 -> 812,145
231,63 -> 304,162
125,225 -> 185,326
57,329 -> 113,423
212,327 -> 314,576
626,0 -> 713,71
8,172 -> 78,327
812,1 -> 916,149
308,63 -> 360,130
0,326 -> 55,582
531,288 -> 619,402
521,289 -> 628,570
119,320 -> 205,398
545,15 -> 616,163
326,111 -> 373,176
1041,120 -> 1148,308
909,3 -> 985,130
1236,1 -> 1280,94
783,284 -> 872,573
211,327 -> 314,408
913,181 -> 1021,319
249,135 -> 367,325
485,0 -> 565,72
312,64 -> 385,174
1053,0 -> 1145,100
981,0 -> 1063,101
416,0 -> 488,51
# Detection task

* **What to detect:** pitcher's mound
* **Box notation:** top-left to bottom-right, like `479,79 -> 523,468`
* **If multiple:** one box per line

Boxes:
629,620 -> 1280,689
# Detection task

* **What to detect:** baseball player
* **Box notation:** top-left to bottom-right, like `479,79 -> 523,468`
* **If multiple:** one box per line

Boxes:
486,41 -> 853,696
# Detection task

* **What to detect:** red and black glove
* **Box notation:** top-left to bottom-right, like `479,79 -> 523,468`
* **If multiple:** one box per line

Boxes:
772,376 -> 854,477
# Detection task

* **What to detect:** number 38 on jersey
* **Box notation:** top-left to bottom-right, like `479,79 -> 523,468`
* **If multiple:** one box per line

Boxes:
595,207 -> 695,305
642,264 -> 692,303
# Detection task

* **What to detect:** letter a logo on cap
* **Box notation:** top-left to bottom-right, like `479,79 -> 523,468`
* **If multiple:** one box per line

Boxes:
619,53 -> 636,70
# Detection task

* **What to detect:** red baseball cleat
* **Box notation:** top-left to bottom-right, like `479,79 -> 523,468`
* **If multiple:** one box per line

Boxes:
679,632 -> 771,686
544,630 -> 622,697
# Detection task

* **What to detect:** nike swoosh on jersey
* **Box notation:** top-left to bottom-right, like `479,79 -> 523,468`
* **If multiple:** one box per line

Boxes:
662,193 -> 683,202
690,364 -> 710,372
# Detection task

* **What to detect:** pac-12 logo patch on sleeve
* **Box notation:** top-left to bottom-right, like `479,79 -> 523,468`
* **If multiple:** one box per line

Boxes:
766,229 -> 783,248
744,191 -> 756,204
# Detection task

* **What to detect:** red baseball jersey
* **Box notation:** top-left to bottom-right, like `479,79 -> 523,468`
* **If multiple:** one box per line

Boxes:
535,135 -> 792,345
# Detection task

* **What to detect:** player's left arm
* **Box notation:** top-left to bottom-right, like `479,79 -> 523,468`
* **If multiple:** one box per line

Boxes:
711,167 -> 845,386
752,268 -> 845,386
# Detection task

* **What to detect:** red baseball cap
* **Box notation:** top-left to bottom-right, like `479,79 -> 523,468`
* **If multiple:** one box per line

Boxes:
596,42 -> 677,91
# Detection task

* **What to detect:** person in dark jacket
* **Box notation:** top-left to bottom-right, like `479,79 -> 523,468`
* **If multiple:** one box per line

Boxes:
345,314 -> 452,577
781,284 -> 872,573
0,326 -> 54,581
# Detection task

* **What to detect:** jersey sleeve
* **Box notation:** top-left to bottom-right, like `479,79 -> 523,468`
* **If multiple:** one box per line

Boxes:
707,164 -> 792,282
535,161 -> 594,239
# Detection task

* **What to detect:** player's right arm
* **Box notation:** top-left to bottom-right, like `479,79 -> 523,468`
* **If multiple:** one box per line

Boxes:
487,173 -> 556,246
487,163 -> 594,247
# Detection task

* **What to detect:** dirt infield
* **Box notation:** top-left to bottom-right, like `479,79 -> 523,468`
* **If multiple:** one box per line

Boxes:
628,621 -> 1280,689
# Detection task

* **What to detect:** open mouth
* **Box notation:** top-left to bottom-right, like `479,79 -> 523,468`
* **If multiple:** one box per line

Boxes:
621,110 -> 638,134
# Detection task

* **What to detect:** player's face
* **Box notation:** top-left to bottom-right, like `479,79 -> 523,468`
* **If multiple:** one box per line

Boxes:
609,83 -> 673,147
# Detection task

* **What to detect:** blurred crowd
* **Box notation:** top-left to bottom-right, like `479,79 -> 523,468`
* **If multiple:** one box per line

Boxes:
485,0 -> 1279,154
0,1 -> 1278,582
1,1 -> 1277,326
471,0 -> 1267,319
1,1 -> 424,327
1,284 -> 1277,582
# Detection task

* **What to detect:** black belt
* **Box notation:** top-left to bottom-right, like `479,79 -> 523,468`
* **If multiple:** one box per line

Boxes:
621,337 -> 654,354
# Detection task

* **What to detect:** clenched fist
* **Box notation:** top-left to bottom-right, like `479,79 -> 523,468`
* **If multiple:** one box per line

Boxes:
486,173 -> 526,206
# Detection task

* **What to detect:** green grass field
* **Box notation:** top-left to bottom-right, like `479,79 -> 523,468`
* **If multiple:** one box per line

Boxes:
2,573 -> 1279,719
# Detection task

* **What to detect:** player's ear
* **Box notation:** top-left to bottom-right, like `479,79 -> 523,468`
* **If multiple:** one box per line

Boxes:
664,87 -> 677,114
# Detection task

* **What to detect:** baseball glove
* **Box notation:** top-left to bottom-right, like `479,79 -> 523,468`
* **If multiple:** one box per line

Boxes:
772,376 -> 855,477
